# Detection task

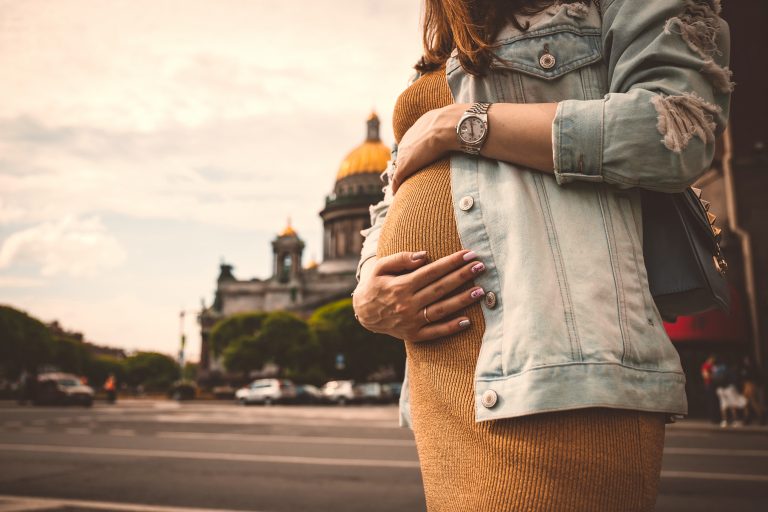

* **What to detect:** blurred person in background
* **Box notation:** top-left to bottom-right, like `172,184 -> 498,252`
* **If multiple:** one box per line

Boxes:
701,354 -> 720,424
740,356 -> 765,425
104,373 -> 117,404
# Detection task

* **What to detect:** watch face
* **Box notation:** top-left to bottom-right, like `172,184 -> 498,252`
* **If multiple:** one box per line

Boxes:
459,116 -> 487,144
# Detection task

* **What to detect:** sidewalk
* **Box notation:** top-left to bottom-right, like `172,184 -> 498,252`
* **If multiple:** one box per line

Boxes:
668,418 -> 768,434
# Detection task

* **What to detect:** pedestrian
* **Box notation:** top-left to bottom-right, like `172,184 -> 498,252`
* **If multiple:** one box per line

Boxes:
352,0 -> 732,510
714,360 -> 746,427
104,373 -> 117,404
701,354 -> 721,424
740,356 -> 765,425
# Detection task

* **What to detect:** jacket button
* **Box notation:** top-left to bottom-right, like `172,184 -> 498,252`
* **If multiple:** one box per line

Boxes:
459,195 -> 474,211
539,52 -> 556,69
484,291 -> 497,309
481,389 -> 498,408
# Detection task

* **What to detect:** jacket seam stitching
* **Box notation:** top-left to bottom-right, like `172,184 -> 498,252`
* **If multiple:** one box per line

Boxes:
533,174 -> 581,360
476,360 -> 687,381
597,187 -> 630,363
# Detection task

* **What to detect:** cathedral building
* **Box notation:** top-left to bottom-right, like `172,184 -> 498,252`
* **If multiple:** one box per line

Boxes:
197,114 -> 389,376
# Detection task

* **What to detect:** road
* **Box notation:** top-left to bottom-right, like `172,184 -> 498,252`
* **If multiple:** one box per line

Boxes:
0,401 -> 766,511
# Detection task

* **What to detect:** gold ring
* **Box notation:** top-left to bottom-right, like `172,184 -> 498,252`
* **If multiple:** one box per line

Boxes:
423,306 -> 431,323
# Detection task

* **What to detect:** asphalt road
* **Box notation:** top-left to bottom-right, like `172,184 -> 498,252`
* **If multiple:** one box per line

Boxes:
0,400 -> 766,512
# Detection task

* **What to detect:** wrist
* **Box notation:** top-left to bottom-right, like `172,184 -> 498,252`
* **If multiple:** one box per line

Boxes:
437,104 -> 468,152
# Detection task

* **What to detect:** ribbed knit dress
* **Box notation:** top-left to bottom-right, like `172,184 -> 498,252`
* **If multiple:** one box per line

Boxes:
375,66 -> 667,511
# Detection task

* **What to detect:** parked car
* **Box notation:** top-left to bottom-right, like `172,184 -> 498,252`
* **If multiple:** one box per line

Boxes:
321,380 -> 355,405
353,382 -> 385,404
381,381 -> 403,403
292,384 -> 323,405
212,385 -> 236,400
235,379 -> 296,405
168,380 -> 197,401
35,373 -> 94,407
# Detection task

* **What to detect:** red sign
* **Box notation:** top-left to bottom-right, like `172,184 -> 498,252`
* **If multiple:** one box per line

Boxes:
663,286 -> 748,343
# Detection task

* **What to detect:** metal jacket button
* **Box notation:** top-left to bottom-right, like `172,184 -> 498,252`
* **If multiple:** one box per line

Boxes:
459,195 -> 474,211
481,389 -> 498,408
484,291 -> 497,309
539,52 -> 556,69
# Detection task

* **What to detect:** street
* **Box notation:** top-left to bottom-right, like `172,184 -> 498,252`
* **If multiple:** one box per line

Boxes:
0,401 -> 766,512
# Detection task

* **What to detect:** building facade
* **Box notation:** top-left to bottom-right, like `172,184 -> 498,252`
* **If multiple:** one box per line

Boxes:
197,114 -> 389,378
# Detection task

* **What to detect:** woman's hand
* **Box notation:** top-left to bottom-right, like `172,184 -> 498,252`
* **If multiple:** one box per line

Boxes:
391,105 -> 465,194
352,248 -> 487,342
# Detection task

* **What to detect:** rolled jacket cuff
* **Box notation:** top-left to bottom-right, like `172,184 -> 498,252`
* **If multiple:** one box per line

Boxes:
552,98 -> 605,185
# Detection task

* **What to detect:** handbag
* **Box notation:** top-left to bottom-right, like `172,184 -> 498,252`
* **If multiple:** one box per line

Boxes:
641,186 -> 730,323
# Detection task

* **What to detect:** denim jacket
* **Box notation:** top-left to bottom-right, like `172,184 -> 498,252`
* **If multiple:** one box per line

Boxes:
355,0 -> 732,428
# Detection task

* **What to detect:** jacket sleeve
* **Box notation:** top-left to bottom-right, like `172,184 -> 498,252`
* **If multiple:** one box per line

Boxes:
355,150 -> 396,283
551,0 -> 733,193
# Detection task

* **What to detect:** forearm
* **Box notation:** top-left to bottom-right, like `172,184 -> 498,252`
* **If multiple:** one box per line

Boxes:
440,102 -> 558,175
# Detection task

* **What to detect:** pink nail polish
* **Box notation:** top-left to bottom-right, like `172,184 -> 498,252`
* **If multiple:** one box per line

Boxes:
471,262 -> 485,273
463,251 -> 477,261
470,288 -> 485,298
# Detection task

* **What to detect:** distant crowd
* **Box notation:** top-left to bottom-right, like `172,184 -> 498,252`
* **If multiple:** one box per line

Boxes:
701,355 -> 765,427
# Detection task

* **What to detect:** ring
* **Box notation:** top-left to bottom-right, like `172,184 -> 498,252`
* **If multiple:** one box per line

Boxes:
423,306 -> 432,323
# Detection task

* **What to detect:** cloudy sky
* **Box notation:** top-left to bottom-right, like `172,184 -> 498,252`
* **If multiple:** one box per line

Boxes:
0,0 -> 423,361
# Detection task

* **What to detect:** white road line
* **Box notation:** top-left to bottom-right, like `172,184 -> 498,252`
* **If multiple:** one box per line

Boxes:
661,470 -> 768,483
156,431 -> 413,447
0,494 -> 269,512
0,443 -> 421,469
65,427 -> 92,435
109,429 -> 136,437
665,447 -> 768,457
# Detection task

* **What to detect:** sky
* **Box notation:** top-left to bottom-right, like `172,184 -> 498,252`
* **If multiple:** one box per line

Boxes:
0,0 -> 424,362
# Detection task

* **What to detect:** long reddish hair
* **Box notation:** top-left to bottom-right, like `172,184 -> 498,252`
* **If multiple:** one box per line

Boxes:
416,0 -> 589,76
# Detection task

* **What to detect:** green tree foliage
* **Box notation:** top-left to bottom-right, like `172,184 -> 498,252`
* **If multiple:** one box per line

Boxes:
0,305 -> 53,378
309,298 -> 405,382
123,351 -> 179,391
222,311 -> 315,380
50,334 -> 90,375
209,312 -> 269,357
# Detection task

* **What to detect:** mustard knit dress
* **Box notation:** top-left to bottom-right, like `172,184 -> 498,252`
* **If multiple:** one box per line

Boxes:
375,67 -> 667,511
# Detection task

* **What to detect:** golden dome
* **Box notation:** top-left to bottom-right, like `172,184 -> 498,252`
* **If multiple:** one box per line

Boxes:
305,256 -> 318,269
335,112 -> 390,181
279,217 -> 297,237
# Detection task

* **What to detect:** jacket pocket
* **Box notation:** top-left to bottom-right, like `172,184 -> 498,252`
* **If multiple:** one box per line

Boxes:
488,27 -> 605,103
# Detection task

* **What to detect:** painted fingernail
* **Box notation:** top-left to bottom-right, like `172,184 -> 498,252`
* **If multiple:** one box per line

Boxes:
412,251 -> 427,260
470,287 -> 485,299
463,251 -> 478,261
459,319 -> 471,328
471,262 -> 485,273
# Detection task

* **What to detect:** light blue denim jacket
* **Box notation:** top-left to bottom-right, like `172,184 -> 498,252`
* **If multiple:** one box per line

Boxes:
355,0 -> 732,428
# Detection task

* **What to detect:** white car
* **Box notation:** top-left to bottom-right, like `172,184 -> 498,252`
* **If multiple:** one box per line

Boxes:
321,380 -> 355,405
235,379 -> 295,405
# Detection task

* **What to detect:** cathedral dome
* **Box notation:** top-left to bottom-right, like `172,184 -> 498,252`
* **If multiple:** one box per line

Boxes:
335,112 -> 390,181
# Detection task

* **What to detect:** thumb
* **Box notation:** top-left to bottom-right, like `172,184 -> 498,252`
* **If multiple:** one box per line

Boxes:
374,250 -> 428,275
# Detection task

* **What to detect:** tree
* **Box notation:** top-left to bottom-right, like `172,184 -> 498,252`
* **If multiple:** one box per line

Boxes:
85,355 -> 126,388
209,312 -> 269,357
50,334 -> 90,375
309,298 -> 405,382
0,305 -> 53,379
222,311 -> 314,379
123,352 -> 179,391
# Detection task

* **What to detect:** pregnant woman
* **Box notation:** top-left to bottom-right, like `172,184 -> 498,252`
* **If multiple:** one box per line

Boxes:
352,0 -> 732,510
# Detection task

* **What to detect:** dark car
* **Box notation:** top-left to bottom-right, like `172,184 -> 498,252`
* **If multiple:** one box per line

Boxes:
292,384 -> 323,404
35,373 -> 94,407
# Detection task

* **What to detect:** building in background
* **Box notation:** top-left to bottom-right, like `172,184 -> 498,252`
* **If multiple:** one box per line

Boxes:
197,114 -> 389,378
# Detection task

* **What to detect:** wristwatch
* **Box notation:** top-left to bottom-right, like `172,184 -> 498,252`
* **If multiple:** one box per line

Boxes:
456,102 -> 491,155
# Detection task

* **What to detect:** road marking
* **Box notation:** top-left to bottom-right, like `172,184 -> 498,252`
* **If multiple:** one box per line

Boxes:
0,494 -> 270,512
65,427 -> 91,435
665,447 -> 768,457
109,429 -> 136,437
661,470 -> 768,483
156,431 -> 414,447
0,443 -> 421,469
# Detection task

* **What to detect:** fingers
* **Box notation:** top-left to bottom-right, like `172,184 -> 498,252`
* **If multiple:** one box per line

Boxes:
412,315 -> 472,342
374,250 -> 429,276
413,258 -> 485,305
419,285 -> 486,324
407,249 -> 479,291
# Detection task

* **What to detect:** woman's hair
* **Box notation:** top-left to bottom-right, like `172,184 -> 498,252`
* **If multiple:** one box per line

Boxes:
416,0 -> 590,76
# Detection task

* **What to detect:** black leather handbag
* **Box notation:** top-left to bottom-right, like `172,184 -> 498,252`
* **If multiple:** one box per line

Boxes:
641,187 -> 730,323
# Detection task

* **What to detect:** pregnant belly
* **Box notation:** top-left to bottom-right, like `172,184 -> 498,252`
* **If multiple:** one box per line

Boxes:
376,157 -> 464,261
